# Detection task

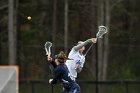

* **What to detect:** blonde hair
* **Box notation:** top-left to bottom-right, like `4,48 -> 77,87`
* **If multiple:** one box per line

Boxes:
56,51 -> 67,63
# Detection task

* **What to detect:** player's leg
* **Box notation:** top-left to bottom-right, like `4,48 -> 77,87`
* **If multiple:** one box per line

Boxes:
61,87 -> 69,93
69,83 -> 80,93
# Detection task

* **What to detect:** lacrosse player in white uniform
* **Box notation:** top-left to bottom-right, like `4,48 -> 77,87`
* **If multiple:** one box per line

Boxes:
65,38 -> 97,90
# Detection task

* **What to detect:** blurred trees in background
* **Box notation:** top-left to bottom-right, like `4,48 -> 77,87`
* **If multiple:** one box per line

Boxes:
108,0 -> 140,80
0,0 -> 140,81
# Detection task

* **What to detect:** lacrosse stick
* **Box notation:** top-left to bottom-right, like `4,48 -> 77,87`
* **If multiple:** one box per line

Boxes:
44,41 -> 54,93
84,26 -> 107,56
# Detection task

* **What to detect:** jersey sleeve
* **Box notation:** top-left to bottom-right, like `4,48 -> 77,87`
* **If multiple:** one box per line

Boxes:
50,67 -> 62,84
73,39 -> 92,51
50,60 -> 57,68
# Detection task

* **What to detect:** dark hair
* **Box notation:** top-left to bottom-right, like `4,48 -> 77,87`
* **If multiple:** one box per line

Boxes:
56,51 -> 67,63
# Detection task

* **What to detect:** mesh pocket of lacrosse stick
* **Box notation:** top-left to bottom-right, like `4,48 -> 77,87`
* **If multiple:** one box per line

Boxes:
45,41 -> 52,56
96,26 -> 107,38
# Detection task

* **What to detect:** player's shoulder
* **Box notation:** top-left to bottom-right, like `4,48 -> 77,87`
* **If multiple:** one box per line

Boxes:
54,65 -> 64,73
56,65 -> 65,70
70,47 -> 78,53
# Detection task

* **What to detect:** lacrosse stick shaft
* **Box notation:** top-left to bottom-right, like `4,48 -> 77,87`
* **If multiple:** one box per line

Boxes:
45,41 -> 54,93
84,38 -> 98,56
48,58 -> 54,93
84,44 -> 93,56
49,65 -> 54,93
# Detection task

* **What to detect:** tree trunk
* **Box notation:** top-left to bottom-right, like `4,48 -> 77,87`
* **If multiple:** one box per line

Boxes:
97,0 -> 104,81
64,0 -> 68,54
8,0 -> 17,65
97,0 -> 105,93
97,0 -> 110,93
52,0 -> 57,55
102,0 -> 110,81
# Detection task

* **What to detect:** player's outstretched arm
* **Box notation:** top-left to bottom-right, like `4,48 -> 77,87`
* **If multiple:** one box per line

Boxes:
73,38 -> 96,51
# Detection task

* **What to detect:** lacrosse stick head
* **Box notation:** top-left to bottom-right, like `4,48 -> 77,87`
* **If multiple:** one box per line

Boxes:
96,26 -> 107,38
45,41 -> 52,56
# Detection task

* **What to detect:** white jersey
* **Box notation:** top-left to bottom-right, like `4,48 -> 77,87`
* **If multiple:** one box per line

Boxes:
65,48 -> 85,81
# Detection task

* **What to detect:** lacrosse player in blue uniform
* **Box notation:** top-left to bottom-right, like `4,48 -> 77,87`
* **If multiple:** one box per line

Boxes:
47,51 -> 80,93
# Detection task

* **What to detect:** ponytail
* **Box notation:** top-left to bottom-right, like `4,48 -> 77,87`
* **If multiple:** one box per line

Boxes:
56,51 -> 67,63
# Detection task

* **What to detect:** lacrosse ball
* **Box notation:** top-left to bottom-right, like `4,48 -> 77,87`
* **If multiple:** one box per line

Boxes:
27,16 -> 31,20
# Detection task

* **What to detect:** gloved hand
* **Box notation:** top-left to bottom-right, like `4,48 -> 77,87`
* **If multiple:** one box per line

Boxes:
49,79 -> 53,84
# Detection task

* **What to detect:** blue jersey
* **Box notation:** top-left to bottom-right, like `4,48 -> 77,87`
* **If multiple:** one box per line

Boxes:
50,61 -> 74,85
49,61 -> 81,93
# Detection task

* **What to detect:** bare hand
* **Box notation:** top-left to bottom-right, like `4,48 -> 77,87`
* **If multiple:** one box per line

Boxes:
47,56 -> 52,62
91,38 -> 97,43
75,64 -> 81,69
